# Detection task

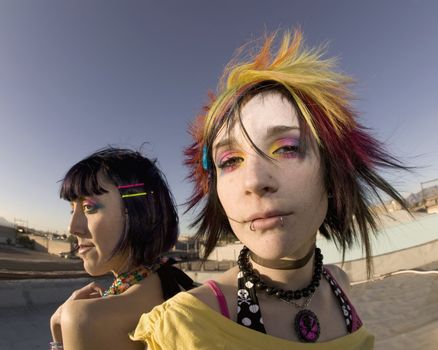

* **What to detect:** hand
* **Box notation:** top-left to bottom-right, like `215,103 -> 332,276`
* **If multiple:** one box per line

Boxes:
50,282 -> 104,342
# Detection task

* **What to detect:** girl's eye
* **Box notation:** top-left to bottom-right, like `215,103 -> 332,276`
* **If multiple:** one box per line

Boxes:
271,137 -> 301,158
217,156 -> 243,172
273,144 -> 300,157
82,203 -> 97,214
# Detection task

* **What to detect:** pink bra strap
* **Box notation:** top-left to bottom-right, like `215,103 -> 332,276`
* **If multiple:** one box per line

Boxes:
204,280 -> 230,319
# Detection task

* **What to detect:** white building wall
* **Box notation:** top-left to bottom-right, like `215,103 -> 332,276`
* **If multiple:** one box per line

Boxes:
207,243 -> 243,261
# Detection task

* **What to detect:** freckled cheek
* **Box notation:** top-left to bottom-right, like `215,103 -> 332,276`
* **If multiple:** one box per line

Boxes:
312,173 -> 328,202
284,168 -> 326,202
216,183 -> 236,215
298,188 -> 328,219
290,161 -> 323,183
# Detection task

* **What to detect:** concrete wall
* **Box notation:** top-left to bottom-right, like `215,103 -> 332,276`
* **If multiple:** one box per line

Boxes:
427,205 -> 438,214
1,240 -> 436,309
208,243 -> 243,261
0,276 -> 113,309
28,234 -> 71,255
30,234 -> 49,252
339,239 -> 438,282
49,239 -> 72,255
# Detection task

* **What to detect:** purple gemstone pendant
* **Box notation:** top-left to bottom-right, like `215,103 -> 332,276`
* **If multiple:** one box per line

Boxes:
294,309 -> 320,343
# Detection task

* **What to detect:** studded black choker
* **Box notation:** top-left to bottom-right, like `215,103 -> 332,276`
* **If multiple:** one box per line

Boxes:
237,246 -> 324,343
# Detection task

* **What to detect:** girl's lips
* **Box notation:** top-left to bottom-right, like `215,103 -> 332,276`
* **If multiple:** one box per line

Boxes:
250,216 -> 283,231
78,245 -> 94,255
246,211 -> 282,222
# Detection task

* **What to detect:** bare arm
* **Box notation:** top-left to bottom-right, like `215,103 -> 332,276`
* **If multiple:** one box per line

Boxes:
60,274 -> 163,350
50,282 -> 103,344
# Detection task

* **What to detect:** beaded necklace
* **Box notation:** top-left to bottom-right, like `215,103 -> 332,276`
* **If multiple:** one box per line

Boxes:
103,263 -> 160,297
237,246 -> 323,343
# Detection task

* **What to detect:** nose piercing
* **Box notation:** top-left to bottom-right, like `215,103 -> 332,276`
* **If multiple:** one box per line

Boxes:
249,220 -> 256,231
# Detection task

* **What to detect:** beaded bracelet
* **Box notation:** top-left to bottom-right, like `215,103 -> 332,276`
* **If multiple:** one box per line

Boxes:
49,341 -> 63,350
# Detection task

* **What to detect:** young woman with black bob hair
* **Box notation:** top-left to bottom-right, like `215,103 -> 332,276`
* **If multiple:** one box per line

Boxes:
131,30 -> 409,349
50,147 -> 194,350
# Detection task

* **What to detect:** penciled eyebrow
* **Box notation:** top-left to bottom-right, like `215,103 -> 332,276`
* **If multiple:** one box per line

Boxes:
71,197 -> 98,205
213,125 -> 300,153
82,198 -> 98,205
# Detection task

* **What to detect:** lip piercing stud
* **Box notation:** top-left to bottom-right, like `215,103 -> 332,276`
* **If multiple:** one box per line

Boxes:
250,221 -> 256,231
279,216 -> 284,226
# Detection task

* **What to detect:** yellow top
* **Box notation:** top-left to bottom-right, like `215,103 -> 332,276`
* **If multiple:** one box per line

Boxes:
131,292 -> 374,350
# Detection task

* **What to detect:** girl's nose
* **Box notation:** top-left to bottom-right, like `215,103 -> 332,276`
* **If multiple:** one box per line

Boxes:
68,205 -> 87,237
243,155 -> 279,196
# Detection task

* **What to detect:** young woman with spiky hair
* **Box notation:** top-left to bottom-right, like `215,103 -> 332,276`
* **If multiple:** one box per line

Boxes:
132,30 -> 408,349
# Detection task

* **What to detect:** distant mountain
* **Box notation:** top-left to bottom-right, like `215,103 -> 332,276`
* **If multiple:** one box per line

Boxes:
0,216 -> 12,227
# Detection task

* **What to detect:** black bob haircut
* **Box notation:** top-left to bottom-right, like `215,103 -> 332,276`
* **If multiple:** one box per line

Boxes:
60,147 -> 179,266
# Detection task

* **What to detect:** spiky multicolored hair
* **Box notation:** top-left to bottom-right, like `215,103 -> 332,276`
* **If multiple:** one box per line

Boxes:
184,29 -> 409,277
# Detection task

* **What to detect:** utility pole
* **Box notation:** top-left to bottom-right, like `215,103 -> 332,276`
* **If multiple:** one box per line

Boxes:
14,218 -> 28,233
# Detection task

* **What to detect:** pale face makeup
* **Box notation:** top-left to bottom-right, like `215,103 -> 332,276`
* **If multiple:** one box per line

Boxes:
68,179 -> 128,276
213,92 -> 328,261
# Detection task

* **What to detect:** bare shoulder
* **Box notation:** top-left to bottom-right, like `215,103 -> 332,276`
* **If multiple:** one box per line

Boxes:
61,274 -> 163,350
188,284 -> 221,313
324,264 -> 351,293
61,296 -> 133,334
61,298 -> 94,327
61,297 -> 157,349
61,299 -> 114,350
64,272 -> 162,320
188,267 -> 238,316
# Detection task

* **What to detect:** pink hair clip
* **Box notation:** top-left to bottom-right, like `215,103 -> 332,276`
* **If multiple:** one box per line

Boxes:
117,183 -> 144,189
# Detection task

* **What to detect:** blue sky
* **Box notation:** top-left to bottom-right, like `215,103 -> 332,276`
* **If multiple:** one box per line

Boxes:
0,0 -> 437,235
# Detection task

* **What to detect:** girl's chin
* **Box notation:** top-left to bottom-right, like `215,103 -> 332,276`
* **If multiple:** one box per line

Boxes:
247,248 -> 290,261
83,262 -> 108,276
246,243 -> 303,261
